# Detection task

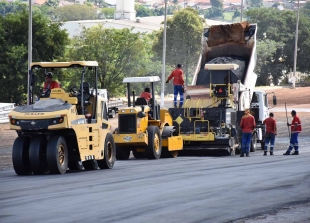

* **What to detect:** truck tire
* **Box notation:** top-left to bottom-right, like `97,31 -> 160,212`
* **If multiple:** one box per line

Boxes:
116,146 -> 130,160
29,137 -> 49,174
46,136 -> 68,174
83,160 -> 99,170
98,133 -> 116,169
109,110 -> 116,118
250,133 -> 257,152
12,137 -> 32,175
146,126 -> 162,159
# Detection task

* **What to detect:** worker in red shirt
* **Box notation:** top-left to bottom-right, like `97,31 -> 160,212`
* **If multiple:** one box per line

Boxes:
284,110 -> 302,155
43,72 -> 60,93
240,109 -> 256,157
140,87 -> 152,102
263,112 -> 277,156
166,64 -> 185,108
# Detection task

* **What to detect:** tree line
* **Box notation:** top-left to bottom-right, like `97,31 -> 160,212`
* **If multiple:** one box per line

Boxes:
1,3 -> 310,103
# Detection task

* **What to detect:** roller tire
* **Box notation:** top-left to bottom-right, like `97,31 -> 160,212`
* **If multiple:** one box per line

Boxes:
116,146 -> 130,160
146,126 -> 162,159
29,137 -> 49,174
98,133 -> 116,169
12,137 -> 32,175
46,136 -> 68,174
83,160 -> 99,170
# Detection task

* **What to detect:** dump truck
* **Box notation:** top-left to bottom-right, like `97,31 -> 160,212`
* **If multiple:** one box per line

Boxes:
169,22 -> 276,155
112,76 -> 183,160
9,61 -> 116,175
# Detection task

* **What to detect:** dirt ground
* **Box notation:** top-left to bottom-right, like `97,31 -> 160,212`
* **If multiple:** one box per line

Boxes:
1,86 -> 310,171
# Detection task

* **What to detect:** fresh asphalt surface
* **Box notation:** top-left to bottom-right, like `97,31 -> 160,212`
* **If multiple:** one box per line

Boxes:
0,148 -> 309,223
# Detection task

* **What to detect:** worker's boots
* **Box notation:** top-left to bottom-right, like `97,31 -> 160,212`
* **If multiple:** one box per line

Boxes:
263,151 -> 267,156
246,153 -> 250,157
270,151 -> 274,156
240,153 -> 244,157
291,151 -> 299,155
283,150 -> 291,155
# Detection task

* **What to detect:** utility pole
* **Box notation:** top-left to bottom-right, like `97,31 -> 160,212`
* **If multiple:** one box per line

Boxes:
293,0 -> 300,88
240,0 -> 243,22
27,0 -> 32,105
160,0 -> 168,107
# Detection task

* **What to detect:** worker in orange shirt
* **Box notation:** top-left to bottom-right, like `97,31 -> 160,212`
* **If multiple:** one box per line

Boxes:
283,110 -> 302,155
166,64 -> 185,108
140,87 -> 152,102
43,72 -> 60,92
240,108 -> 256,157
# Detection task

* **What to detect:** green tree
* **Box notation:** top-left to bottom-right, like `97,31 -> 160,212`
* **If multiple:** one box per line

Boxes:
0,8 -> 69,103
246,8 -> 310,84
152,8 -> 204,87
0,1 -> 25,16
45,0 -> 60,8
246,0 -> 262,8
210,0 -> 223,8
98,7 -> 115,19
53,4 -> 97,22
232,9 -> 240,21
135,4 -> 153,17
66,26 -> 149,96
205,7 -> 223,19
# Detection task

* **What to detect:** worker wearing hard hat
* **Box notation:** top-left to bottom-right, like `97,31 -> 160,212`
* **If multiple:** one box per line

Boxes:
240,108 -> 256,157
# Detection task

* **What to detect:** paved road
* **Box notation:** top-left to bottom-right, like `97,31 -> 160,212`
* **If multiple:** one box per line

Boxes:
0,148 -> 309,223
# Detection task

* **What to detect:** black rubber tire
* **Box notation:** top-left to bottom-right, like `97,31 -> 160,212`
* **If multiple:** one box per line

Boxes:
46,136 -> 68,174
12,137 -> 32,175
160,147 -> 178,158
68,161 -> 84,170
98,133 -> 116,169
83,160 -> 99,170
29,137 -> 49,174
116,146 -> 130,160
250,133 -> 257,152
132,148 -> 145,159
146,126 -> 162,159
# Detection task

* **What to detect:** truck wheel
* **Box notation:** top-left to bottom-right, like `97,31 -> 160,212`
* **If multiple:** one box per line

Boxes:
12,137 -> 32,175
46,136 -> 68,174
109,110 -> 116,118
83,160 -> 99,170
250,133 -> 257,152
98,133 -> 116,169
146,126 -> 162,159
29,137 -> 49,174
132,148 -> 145,159
116,146 -> 130,160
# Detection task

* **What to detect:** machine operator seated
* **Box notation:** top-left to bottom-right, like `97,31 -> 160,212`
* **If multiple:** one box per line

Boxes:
41,72 -> 60,98
140,87 -> 152,103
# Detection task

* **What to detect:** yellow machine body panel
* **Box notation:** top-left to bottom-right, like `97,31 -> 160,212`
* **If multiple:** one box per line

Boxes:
113,132 -> 148,146
161,136 -> 183,151
9,94 -> 111,162
113,106 -> 183,151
